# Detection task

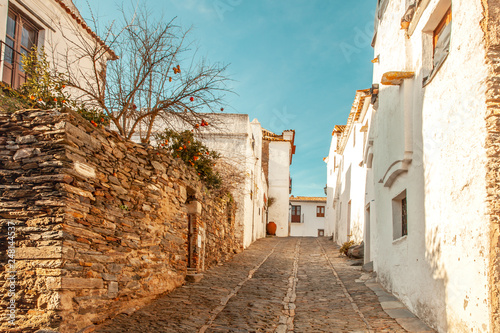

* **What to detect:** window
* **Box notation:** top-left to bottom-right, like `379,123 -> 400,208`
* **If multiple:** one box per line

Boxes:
433,7 -> 451,68
424,6 -> 451,85
392,190 -> 408,240
316,206 -> 325,217
3,8 -> 40,89
291,205 -> 301,223
402,196 -> 408,237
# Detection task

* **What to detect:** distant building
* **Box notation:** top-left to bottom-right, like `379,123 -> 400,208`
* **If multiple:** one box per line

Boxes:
147,113 -> 295,246
289,196 -> 327,237
324,90 -> 372,248
262,129 -> 296,237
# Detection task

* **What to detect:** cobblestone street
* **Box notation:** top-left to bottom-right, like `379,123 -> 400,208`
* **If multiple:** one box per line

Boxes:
96,238 -> 433,333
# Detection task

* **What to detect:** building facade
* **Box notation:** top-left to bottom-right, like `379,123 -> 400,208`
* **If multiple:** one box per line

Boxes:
0,0 -> 116,89
263,129 -> 295,237
325,90 -> 372,248
289,196 -> 327,237
326,0 -> 500,331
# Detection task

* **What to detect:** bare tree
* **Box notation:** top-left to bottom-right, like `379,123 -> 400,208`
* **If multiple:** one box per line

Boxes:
58,3 -> 231,142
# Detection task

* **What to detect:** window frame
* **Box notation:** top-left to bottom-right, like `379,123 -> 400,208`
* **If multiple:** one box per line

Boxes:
291,205 -> 301,223
316,206 -> 325,217
433,8 -> 452,51
423,5 -> 452,86
2,7 -> 40,88
392,190 -> 408,240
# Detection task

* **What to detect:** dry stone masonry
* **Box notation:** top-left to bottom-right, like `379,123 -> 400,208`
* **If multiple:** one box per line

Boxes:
482,1 -> 500,331
0,108 -> 243,332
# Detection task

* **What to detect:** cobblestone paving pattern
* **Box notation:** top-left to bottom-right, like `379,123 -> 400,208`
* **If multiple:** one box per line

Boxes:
96,237 -> 407,333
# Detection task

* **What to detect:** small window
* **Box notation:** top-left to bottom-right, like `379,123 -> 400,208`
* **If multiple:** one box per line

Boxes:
433,7 -> 451,67
316,206 -> 325,217
2,8 -> 40,89
424,6 -> 451,85
291,205 -> 301,223
392,190 -> 408,240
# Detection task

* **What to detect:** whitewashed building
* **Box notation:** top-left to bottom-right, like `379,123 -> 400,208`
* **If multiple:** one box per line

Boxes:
326,0 -> 500,331
0,0 -> 116,89
289,196 -> 327,237
369,0 -> 493,331
325,90 -> 373,250
149,114 -> 295,246
263,129 -> 296,237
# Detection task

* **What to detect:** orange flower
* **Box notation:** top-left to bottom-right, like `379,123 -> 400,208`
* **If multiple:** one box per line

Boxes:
30,95 -> 35,100
62,100 -> 66,103
194,156 -> 199,161
179,147 -> 183,150
54,98 -> 57,101
169,77 -> 172,82
62,85 -> 66,88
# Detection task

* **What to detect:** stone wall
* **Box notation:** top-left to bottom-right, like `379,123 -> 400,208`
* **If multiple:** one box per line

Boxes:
0,108 -> 242,332
483,1 -> 500,331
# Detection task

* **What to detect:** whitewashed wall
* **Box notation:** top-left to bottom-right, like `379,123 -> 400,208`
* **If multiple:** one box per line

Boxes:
289,200 -> 326,237
324,134 -> 338,237
267,141 -> 291,237
0,0 -> 111,95
371,0 -> 490,331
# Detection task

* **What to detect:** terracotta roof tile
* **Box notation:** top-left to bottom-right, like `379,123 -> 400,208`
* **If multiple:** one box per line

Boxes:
54,0 -> 118,60
289,196 -> 327,202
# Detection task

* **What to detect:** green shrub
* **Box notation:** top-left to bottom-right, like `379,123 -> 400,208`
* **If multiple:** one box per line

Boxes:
18,47 -> 109,126
339,240 -> 355,256
156,129 -> 222,188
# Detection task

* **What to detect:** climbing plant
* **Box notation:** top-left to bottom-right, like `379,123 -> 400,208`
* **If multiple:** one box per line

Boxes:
156,129 -> 222,188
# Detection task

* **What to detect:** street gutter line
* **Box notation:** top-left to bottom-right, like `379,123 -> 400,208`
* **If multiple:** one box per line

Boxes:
198,240 -> 281,333
275,238 -> 301,333
317,239 -> 373,331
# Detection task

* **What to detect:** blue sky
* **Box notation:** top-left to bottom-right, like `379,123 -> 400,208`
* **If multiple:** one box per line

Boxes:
73,0 -> 375,197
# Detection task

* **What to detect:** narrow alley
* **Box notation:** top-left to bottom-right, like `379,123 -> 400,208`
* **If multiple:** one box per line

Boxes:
95,238 -> 432,333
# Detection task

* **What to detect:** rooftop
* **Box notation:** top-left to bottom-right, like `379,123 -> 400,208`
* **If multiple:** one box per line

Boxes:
289,196 -> 327,203
55,0 -> 118,60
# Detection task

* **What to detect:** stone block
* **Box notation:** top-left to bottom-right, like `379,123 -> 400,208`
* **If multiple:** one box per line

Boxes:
362,261 -> 373,272
17,246 -> 63,260
46,277 -> 62,290
187,200 -> 202,214
395,318 -> 435,332
13,147 -> 41,160
385,308 -> 417,319
381,301 -> 405,310
61,278 -> 103,289
16,134 -> 37,144
101,273 -> 117,281
60,183 -> 95,200
151,160 -> 167,173
108,281 -> 119,297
